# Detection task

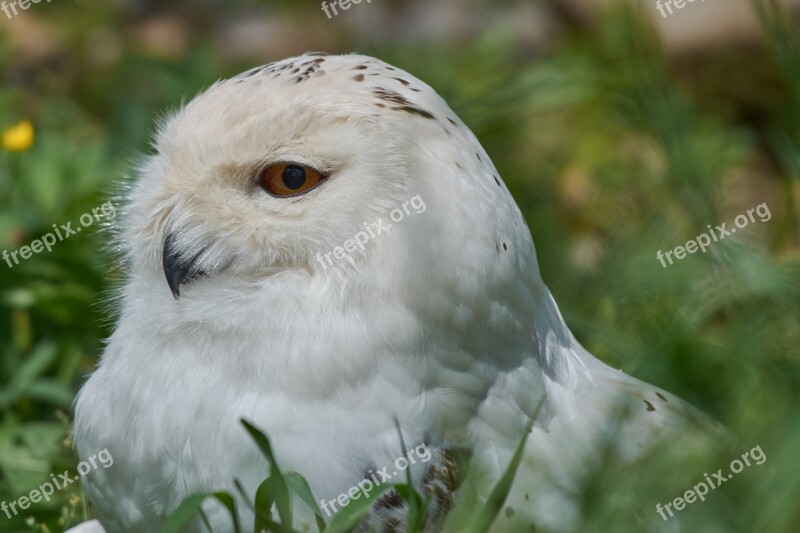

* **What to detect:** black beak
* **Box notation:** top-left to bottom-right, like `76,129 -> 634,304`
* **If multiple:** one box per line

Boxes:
163,233 -> 204,299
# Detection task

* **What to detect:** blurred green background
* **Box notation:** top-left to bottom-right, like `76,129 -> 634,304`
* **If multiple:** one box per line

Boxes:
0,0 -> 798,531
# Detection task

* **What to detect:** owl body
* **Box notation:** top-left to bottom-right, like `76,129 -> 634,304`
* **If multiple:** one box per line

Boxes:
74,54 -> 718,532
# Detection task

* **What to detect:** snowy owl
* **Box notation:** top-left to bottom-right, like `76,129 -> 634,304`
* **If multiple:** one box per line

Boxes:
73,53 -> 724,532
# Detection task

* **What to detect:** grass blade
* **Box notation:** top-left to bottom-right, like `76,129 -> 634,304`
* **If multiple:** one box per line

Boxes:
323,483 -> 393,533
158,491 -> 240,533
241,419 -> 293,529
285,471 -> 327,531
462,397 -> 545,533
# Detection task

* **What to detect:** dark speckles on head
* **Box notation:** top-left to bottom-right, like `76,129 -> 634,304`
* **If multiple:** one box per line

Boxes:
505,506 -> 514,518
455,161 -> 464,170
644,400 -> 656,412
231,56 -> 327,86
494,175 -> 501,187
230,55 -> 442,126
502,242 -> 508,251
656,392 -> 668,402
373,88 -> 436,121
448,118 -> 457,126
237,65 -> 266,79
374,88 -> 411,106
476,152 -> 482,162
398,106 -> 435,120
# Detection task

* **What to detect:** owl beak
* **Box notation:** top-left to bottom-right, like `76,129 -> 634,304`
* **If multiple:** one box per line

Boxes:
163,232 -> 203,299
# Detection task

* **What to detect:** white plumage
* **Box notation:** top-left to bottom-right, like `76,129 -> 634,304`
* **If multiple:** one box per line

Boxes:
73,53 -> 722,532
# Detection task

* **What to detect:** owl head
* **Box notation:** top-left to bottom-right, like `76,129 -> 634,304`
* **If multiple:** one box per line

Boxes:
116,53 -> 537,309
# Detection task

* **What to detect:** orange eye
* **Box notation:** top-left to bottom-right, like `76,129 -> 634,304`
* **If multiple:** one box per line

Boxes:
259,163 -> 325,197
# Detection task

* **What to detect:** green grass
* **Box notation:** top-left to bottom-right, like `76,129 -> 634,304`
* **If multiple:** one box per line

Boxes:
159,415 -> 535,533
0,0 -> 798,531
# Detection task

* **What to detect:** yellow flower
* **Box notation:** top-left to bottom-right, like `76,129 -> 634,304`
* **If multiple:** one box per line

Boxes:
2,120 -> 35,152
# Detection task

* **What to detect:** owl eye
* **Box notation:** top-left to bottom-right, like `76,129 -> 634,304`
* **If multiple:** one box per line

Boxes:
259,163 -> 325,197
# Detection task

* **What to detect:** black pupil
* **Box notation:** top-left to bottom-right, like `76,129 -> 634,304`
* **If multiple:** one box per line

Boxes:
282,165 -> 307,190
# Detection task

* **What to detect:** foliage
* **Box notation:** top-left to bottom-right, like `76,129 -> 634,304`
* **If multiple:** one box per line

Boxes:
0,0 -> 798,531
